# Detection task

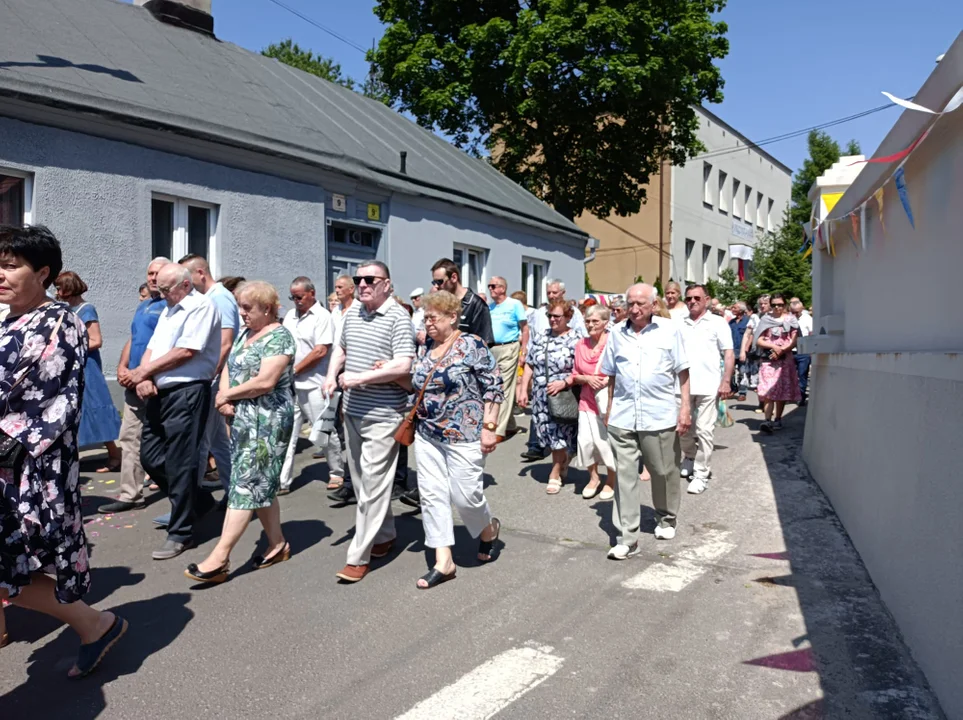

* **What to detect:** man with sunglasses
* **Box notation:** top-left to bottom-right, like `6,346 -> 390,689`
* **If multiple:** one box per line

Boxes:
679,284 -> 734,495
430,258 -> 494,346
487,276 -> 529,441
324,262 -> 415,583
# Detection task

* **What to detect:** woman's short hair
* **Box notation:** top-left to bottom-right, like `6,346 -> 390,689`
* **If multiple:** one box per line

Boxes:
511,290 -> 528,306
217,276 -> 246,294
236,281 -> 280,314
584,304 -> 611,322
0,224 -> 63,288
655,297 -> 671,319
422,290 -> 460,317
327,292 -> 338,303
54,271 -> 89,297
548,298 -> 573,318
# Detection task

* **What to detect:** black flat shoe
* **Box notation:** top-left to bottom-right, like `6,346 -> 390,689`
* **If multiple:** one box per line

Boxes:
478,517 -> 501,563
69,615 -> 128,679
184,562 -> 230,583
416,568 -> 456,589
252,542 -> 290,570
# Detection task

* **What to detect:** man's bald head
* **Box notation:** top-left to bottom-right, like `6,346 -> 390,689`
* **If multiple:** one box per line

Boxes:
624,283 -> 658,329
157,263 -> 193,306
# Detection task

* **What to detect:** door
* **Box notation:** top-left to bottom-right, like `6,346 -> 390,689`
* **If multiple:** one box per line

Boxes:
326,223 -> 380,296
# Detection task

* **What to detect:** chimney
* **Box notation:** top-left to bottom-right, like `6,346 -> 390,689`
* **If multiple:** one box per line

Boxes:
136,0 -> 214,38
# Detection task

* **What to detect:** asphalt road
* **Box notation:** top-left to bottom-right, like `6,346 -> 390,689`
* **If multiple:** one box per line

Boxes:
0,403 -> 945,719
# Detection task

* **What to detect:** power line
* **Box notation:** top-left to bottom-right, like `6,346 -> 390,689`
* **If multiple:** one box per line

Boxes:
263,0 -> 369,55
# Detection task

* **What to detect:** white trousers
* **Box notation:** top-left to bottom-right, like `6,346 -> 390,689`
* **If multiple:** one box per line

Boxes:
345,414 -> 400,565
414,434 -> 492,549
280,386 -> 326,490
680,394 -> 718,480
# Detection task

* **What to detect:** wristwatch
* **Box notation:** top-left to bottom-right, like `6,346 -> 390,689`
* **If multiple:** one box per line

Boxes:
483,421 -> 497,432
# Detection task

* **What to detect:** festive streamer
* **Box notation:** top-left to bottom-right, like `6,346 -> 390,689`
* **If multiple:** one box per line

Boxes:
849,130 -> 927,166
859,205 -> 867,250
882,87 -> 963,115
874,187 -> 886,236
894,167 -> 914,228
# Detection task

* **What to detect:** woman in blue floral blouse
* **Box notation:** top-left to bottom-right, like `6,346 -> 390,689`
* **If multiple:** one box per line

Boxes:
0,225 -> 126,676
409,291 -> 503,589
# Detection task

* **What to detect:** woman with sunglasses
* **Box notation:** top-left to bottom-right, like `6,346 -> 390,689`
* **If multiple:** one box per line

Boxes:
752,293 -> 801,433
517,299 -> 579,494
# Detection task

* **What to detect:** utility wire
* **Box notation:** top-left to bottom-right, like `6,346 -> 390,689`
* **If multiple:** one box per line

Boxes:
263,0 -> 369,55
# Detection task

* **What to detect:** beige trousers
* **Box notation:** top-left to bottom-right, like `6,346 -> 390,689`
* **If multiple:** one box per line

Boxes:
490,342 -> 520,436
117,389 -> 148,503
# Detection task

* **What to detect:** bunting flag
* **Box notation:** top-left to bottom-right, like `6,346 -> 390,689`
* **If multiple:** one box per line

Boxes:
882,87 -> 963,115
828,222 -> 836,257
849,130 -> 927,166
894,167 -> 914,228
803,245 -> 813,259
859,205 -> 867,250
874,186 -> 886,236
823,192 -> 844,214
850,214 -> 860,253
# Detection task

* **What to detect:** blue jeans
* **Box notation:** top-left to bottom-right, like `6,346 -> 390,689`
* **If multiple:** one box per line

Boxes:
795,354 -> 811,399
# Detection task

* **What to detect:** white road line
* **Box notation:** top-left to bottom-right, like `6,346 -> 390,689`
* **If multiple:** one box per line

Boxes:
396,644 -> 564,720
622,529 -> 736,592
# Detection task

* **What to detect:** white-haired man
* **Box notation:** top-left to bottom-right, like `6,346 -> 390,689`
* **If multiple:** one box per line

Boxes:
531,278 -> 587,337
600,283 -> 691,559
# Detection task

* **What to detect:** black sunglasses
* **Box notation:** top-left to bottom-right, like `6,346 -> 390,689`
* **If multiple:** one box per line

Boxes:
353,275 -> 386,287
684,296 -> 703,303
430,278 -> 446,287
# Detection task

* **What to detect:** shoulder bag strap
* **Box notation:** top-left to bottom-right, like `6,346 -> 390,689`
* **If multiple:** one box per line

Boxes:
405,331 -> 461,422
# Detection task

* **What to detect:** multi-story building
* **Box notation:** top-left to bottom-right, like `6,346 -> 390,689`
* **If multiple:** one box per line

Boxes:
582,106 -> 792,293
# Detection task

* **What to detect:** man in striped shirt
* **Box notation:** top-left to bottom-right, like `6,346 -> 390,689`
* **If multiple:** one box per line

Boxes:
324,261 -> 416,583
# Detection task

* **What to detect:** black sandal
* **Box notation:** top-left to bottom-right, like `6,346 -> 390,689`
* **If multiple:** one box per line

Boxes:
478,517 -> 501,563
416,568 -> 457,589
70,615 -> 128,679
184,562 -> 230,584
252,542 -> 290,570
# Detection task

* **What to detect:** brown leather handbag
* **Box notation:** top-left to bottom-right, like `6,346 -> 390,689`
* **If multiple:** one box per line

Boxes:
393,332 -> 460,446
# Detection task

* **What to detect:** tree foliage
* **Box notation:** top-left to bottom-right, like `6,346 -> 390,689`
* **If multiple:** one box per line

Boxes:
789,130 -> 860,228
263,39 -> 390,104
370,1 -> 729,220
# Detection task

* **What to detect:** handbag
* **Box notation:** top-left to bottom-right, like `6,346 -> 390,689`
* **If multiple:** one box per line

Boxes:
393,332 -> 461,446
0,309 -> 66,474
309,391 -> 338,445
544,336 -> 579,424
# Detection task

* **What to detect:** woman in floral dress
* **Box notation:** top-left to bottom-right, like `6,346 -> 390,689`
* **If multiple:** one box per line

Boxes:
185,281 -> 295,584
0,225 -> 126,676
754,293 -> 801,433
517,299 -> 579,494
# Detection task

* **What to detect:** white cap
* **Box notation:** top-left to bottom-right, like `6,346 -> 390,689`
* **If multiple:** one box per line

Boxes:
409,287 -> 424,298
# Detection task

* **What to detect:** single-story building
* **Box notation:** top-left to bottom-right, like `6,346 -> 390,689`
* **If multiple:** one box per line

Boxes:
0,0 -> 595,375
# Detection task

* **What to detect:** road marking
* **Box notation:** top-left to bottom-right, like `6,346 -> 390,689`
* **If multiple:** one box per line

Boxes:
396,644 -> 564,720
622,529 -> 736,592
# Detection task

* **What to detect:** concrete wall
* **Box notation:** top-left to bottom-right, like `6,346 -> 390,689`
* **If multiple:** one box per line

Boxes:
0,116 -> 324,374
670,108 -> 792,284
576,169 -> 668,294
388,196 -> 586,302
802,109 -> 963,718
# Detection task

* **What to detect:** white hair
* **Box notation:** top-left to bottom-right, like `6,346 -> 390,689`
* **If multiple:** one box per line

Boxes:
148,256 -> 171,268
624,283 -> 658,302
161,264 -> 192,284
546,278 -> 565,291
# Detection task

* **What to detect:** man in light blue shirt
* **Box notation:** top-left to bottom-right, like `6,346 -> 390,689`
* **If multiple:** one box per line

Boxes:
599,283 -> 692,559
487,276 -> 529,440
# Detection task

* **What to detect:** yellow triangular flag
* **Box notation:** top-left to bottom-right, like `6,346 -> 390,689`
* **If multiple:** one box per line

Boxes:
824,192 -> 844,214
874,186 -> 886,237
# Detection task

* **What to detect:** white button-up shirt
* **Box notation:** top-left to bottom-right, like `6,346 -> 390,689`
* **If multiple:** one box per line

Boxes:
599,317 -> 689,432
282,302 -> 334,390
147,289 -> 221,389
532,304 -> 587,337
681,311 -> 733,396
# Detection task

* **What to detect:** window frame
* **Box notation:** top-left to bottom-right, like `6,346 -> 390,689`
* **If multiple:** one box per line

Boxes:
521,257 -> 548,308
151,193 -> 219,275
717,170 -> 728,214
685,239 -> 696,282
453,243 -> 488,295
701,243 -> 711,282
731,179 -> 741,218
756,192 -> 765,229
0,167 -> 34,225
767,198 -> 775,231
744,185 -> 753,226
703,162 -> 713,209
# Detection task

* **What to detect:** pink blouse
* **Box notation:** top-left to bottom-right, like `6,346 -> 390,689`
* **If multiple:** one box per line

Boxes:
571,334 -> 609,414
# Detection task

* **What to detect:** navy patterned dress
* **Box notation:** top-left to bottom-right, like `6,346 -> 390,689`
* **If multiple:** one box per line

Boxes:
0,302 -> 90,604
526,329 -> 579,453
412,333 -> 504,444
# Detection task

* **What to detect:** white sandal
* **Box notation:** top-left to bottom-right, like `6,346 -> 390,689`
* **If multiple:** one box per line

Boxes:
546,477 -> 563,495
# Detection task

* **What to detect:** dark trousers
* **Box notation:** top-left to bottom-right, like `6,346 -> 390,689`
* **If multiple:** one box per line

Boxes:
141,381 -> 214,543
795,353 -> 811,399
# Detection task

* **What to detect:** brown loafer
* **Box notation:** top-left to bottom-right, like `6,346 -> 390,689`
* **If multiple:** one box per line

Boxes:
495,435 -> 506,443
371,540 -> 393,559
336,564 -> 369,583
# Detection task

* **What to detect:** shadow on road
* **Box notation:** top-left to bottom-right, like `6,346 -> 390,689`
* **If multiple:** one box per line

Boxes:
744,405 -> 944,718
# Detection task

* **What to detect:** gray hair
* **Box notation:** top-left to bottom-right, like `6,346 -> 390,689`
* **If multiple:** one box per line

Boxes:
546,278 -> 565,291
335,273 -> 355,288
291,276 -> 315,292
585,304 -> 611,322
160,263 -> 192,285
609,296 -> 626,309
625,283 -> 659,302
148,256 -> 171,269
735,301 -> 749,313
357,260 -> 391,279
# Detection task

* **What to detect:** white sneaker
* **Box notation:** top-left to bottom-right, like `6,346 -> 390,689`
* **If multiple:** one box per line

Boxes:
687,476 -> 708,495
680,457 -> 694,478
607,543 -> 639,560
654,525 -> 676,540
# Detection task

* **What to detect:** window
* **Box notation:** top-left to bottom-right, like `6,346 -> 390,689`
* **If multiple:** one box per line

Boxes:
744,185 -> 753,226
718,249 -> 727,275
702,244 -> 711,282
521,258 -> 547,307
453,244 -> 487,294
731,179 -> 741,218
767,198 -> 775,231
718,171 -> 728,214
0,170 -> 33,225
685,239 -> 695,282
756,192 -> 764,229
330,226 -> 377,248
151,194 -> 218,272
703,162 -> 713,208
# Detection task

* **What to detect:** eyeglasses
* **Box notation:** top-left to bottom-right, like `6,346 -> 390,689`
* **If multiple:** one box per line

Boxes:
430,279 -> 446,287
771,302 -> 785,308
353,275 -> 386,287
684,297 -> 703,303
157,285 -> 174,294
487,283 -> 501,290
289,294 -> 307,301
548,313 -> 567,319
424,313 -> 452,324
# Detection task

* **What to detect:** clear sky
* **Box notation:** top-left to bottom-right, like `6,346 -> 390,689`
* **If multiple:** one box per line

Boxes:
183,1 -> 961,177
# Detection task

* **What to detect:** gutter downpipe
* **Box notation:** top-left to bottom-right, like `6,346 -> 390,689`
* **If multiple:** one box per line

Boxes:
583,236 -> 600,264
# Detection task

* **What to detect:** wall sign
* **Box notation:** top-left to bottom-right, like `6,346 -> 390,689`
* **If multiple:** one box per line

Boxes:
730,220 -> 754,242
332,194 -> 346,212
367,203 -> 381,222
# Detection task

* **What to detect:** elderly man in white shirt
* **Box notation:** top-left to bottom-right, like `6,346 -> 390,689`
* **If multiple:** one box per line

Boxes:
600,283 -> 692,559
531,278 -> 587,337
280,276 -> 334,493
679,284 -> 734,495
128,264 -> 222,560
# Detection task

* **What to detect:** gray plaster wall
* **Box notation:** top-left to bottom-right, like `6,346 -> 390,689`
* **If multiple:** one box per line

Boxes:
0,116 -> 325,375
388,196 -> 585,300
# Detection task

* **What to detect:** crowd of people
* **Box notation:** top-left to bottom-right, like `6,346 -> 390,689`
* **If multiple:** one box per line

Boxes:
0,222 -> 812,675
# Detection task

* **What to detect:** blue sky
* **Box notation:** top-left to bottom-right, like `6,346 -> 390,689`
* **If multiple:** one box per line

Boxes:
205,1 -> 960,177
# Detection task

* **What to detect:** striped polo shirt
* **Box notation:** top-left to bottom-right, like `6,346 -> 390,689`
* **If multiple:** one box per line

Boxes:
340,297 -> 416,421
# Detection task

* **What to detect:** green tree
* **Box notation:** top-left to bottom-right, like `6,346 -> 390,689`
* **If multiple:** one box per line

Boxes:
713,267 -> 745,305
263,39 -> 391,104
789,130 -> 861,228
585,269 -> 594,293
370,1 -> 729,220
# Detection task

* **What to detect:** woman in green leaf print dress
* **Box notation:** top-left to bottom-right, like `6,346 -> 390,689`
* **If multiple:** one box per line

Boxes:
185,281 -> 296,584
